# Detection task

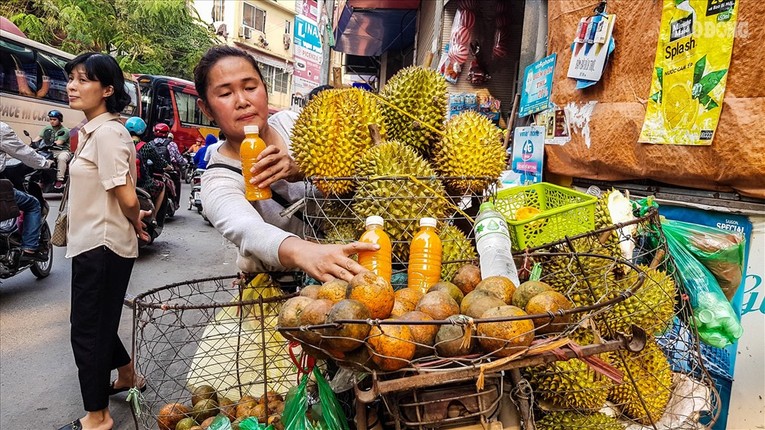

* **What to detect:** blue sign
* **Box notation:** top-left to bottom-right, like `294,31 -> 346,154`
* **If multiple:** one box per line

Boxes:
519,53 -> 557,118
294,16 -> 322,54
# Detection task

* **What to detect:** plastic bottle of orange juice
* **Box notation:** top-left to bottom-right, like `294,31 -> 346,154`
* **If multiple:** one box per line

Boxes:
407,217 -> 442,294
240,125 -> 272,201
357,216 -> 392,282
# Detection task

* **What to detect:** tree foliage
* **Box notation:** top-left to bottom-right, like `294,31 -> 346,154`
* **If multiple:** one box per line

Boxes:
2,0 -> 218,80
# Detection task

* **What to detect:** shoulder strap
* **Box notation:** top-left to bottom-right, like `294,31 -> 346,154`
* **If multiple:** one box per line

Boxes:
205,163 -> 304,223
136,141 -> 145,152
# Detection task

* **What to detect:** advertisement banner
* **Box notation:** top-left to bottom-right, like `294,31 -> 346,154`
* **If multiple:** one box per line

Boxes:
510,126 -> 545,185
639,0 -> 739,146
292,14 -> 322,112
519,53 -> 557,117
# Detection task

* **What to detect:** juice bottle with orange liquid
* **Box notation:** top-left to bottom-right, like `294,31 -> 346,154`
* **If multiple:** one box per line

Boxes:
240,125 -> 272,201
407,217 -> 442,294
357,216 -> 392,282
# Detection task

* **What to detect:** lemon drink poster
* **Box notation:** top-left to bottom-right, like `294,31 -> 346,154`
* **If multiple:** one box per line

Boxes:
639,0 -> 739,146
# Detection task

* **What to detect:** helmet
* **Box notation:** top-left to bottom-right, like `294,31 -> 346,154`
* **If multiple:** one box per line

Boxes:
125,117 -> 147,135
153,123 -> 170,137
48,110 -> 63,121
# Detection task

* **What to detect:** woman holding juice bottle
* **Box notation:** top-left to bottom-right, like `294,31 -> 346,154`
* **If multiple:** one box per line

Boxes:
195,45 -> 376,282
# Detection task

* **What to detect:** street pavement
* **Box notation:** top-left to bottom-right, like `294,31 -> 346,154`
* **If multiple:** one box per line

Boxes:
0,182 -> 242,429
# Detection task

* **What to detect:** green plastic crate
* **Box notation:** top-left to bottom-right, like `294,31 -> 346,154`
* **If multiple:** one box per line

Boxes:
494,183 -> 597,250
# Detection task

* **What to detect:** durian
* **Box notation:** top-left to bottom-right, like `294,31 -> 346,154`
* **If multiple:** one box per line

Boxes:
291,88 -> 385,196
608,337 -> 672,425
439,225 -> 477,282
536,411 -> 625,430
597,265 -> 676,336
526,356 -> 613,411
379,66 -> 447,153
352,140 -> 448,262
433,111 -> 505,195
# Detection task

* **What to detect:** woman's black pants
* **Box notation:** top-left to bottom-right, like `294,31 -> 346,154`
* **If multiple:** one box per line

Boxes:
71,246 -> 135,411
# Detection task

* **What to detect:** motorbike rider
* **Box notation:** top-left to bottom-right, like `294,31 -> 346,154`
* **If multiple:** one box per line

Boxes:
31,110 -> 71,189
149,123 -> 182,206
0,122 -> 54,262
125,117 -> 167,219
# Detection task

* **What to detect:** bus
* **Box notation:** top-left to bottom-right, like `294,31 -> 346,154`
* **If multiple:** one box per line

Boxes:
134,74 -> 219,152
0,29 -> 140,150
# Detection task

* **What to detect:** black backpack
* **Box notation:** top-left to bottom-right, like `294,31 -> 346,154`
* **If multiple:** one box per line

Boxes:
151,138 -> 172,163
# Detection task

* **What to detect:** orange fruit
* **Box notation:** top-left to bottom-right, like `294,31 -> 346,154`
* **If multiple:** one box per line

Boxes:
367,323 -> 416,371
452,264 -> 481,294
348,272 -> 395,319
398,311 -> 438,357
475,276 -> 517,304
316,279 -> 350,303
390,288 -> 425,317
525,290 -> 573,334
416,291 -> 460,320
323,299 -> 371,352
477,305 -> 535,357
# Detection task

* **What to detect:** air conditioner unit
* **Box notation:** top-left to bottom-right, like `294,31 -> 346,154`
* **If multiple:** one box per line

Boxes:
243,26 -> 253,39
259,34 -> 269,47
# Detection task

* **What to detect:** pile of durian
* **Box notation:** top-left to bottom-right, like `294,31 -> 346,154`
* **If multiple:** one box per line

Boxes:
291,66 -> 503,270
526,190 -> 679,428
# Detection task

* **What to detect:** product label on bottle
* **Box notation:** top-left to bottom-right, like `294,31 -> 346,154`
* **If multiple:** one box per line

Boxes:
475,217 -> 510,242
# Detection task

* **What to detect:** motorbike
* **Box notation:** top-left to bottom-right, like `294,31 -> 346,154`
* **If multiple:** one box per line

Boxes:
188,168 -> 206,221
22,130 -> 68,194
136,186 -> 162,247
0,170 -> 53,279
182,152 -> 195,183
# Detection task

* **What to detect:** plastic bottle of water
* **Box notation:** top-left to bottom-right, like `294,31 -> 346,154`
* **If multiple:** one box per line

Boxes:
474,202 -> 520,285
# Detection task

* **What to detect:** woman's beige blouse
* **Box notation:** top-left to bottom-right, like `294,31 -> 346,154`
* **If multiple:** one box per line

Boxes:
65,112 -> 138,259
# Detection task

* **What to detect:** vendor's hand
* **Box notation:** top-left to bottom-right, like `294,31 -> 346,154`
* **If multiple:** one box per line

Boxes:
133,210 -> 152,242
280,238 -> 378,283
44,160 -> 54,169
250,144 -> 302,189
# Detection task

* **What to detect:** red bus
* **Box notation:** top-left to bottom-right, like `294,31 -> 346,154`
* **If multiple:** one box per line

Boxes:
134,74 -> 219,152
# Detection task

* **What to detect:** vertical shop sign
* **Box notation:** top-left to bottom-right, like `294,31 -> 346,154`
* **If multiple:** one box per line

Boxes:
639,0 -> 739,145
292,13 -> 323,112
519,54 -> 557,117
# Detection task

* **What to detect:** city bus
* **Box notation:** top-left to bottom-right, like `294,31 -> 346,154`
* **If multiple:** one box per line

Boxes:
0,29 -> 140,150
134,74 -> 219,152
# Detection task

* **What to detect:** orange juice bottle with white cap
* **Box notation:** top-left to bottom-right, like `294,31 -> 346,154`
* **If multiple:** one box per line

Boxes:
357,216 -> 392,282
407,217 -> 442,294
241,125 -> 271,201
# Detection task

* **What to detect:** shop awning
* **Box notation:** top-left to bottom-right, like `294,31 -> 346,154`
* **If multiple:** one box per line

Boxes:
333,1 -> 418,56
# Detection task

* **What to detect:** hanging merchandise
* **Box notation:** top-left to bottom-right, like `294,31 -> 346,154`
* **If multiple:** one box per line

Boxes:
566,1 -> 616,89
519,53 -> 557,117
492,2 -> 512,59
439,0 -> 476,84
509,126 -> 545,185
639,0 -> 739,146
535,104 -> 571,145
467,42 -> 491,85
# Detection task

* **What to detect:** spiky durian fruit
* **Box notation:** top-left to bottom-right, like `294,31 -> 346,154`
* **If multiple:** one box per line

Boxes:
379,66 -> 447,153
608,338 -> 672,425
433,111 -> 505,195
537,411 -> 625,430
291,88 -> 385,196
352,140 -> 448,262
526,357 -> 613,411
597,266 -> 676,336
439,225 -> 476,282
322,221 -> 363,245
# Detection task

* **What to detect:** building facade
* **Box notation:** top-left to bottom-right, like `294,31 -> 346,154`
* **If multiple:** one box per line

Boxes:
194,0 -> 296,111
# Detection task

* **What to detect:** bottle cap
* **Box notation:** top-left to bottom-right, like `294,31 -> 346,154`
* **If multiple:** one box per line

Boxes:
696,308 -> 715,325
244,125 -> 259,135
365,216 -> 384,227
420,217 -> 437,227
479,202 -> 495,212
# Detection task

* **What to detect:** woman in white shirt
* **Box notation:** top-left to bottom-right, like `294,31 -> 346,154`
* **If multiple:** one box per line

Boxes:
195,45 -> 376,282
59,52 -> 150,430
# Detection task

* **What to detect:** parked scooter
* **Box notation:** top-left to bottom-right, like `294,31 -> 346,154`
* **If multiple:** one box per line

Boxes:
0,171 -> 53,279
182,152 -> 195,184
22,130 -> 67,194
188,168 -> 206,221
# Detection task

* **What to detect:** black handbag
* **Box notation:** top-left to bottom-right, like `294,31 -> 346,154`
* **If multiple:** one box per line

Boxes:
0,179 -> 20,221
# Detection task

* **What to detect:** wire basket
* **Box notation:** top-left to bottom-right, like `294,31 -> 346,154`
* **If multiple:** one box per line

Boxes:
515,208 -> 721,429
493,182 -> 597,251
303,176 -> 494,287
131,275 -> 299,430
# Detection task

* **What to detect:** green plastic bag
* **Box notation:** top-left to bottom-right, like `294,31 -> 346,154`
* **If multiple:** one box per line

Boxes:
664,232 -> 743,348
662,219 -> 745,301
282,367 -> 350,430
238,417 -> 274,430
